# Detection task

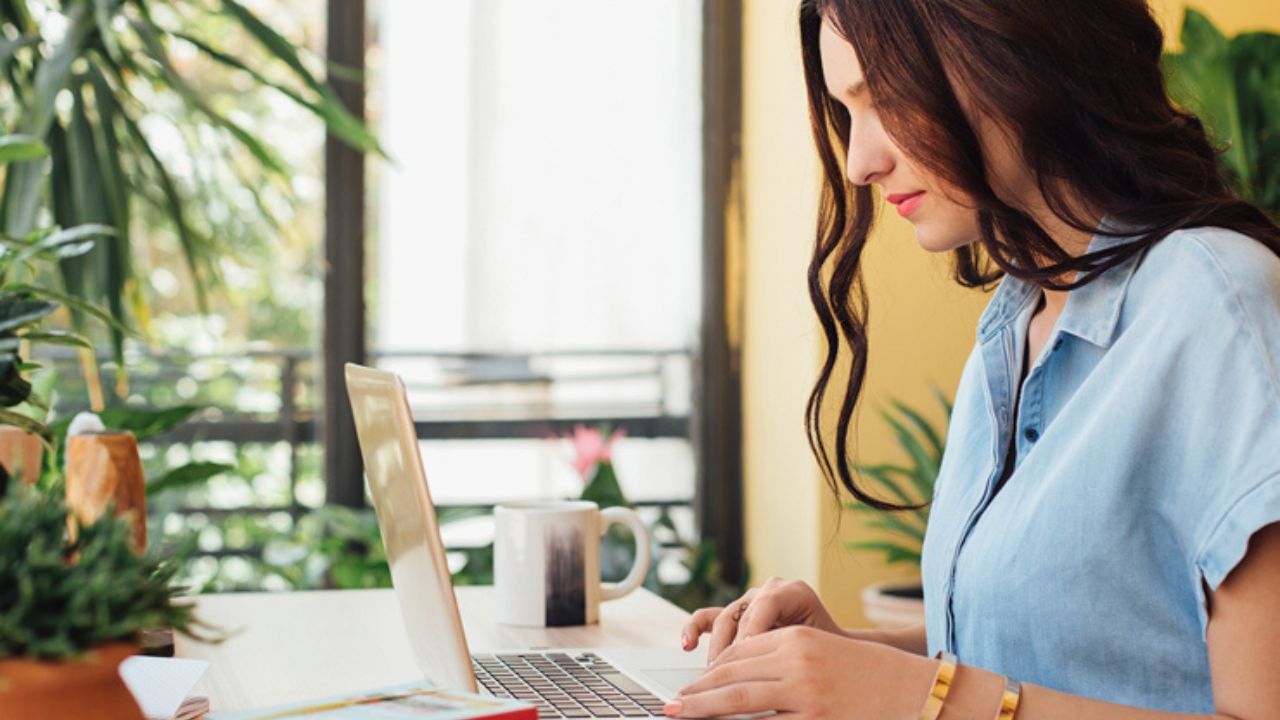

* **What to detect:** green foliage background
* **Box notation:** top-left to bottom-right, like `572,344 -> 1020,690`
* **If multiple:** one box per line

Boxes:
1165,8 -> 1280,219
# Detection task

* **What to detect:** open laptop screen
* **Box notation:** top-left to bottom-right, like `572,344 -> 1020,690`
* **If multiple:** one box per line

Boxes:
345,363 -> 477,693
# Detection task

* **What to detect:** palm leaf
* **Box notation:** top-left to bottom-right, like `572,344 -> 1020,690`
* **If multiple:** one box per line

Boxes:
10,224 -> 111,262
127,18 -> 288,176
112,93 -> 212,310
13,284 -> 131,335
853,462 -> 920,504
845,393 -> 952,567
220,0 -> 332,99
0,408 -> 50,439
19,330 -> 92,349
97,404 -> 202,441
0,135 -> 47,164
932,385 -> 954,419
843,540 -> 922,567
0,298 -> 56,333
844,505 -> 926,543
879,410 -> 940,500
147,461 -> 233,497
4,4 -> 90,238
171,30 -> 385,157
889,398 -> 944,459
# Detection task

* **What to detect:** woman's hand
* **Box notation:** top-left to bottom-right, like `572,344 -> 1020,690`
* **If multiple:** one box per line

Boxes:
665,625 -> 938,719
680,577 -> 844,663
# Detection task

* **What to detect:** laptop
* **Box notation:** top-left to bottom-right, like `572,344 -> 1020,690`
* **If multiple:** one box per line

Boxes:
345,363 -> 707,719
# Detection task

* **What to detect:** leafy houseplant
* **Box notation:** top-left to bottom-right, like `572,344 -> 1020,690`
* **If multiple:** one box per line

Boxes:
844,391 -> 950,627
0,482 -> 202,717
1163,8 -> 1280,219
0,136 -> 112,438
0,132 -> 116,484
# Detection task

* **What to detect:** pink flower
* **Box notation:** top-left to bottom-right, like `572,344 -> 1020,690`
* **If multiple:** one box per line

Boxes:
565,424 -> 627,480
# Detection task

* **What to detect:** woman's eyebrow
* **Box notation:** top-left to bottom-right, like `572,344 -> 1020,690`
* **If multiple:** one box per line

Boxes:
829,79 -> 868,101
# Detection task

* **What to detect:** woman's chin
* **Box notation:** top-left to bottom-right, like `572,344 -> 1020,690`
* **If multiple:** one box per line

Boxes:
912,223 -> 979,254
913,229 -> 961,254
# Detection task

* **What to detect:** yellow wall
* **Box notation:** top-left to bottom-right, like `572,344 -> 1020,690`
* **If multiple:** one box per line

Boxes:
739,0 -> 1280,627
740,0 -> 823,590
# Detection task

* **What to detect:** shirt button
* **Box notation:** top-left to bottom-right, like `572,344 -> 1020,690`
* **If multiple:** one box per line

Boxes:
1024,427 -> 1039,442
1052,337 -> 1064,352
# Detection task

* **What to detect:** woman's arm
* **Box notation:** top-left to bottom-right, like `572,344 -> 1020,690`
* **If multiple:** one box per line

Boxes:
844,622 -> 929,656
669,522 -> 1280,719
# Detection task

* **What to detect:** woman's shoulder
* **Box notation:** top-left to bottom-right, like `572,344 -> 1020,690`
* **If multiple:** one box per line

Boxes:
1140,225 -> 1280,307
1127,224 -> 1280,394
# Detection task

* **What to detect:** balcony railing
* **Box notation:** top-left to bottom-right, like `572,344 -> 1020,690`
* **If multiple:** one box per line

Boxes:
39,347 -> 697,590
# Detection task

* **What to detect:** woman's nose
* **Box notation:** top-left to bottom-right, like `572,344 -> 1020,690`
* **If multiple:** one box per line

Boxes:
844,119 -> 894,187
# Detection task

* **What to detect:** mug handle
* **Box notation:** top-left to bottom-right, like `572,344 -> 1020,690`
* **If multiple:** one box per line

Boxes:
599,506 -> 652,601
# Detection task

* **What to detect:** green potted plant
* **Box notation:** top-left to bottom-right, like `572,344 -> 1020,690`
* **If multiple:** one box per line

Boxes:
0,132 -> 114,482
0,482 -> 203,718
844,391 -> 950,628
1163,8 -> 1280,220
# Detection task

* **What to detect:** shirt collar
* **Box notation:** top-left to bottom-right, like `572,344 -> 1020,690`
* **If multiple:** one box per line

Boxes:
976,219 -> 1148,348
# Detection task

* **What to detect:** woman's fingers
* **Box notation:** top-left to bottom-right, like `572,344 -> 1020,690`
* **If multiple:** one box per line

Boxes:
665,680 -> 787,718
680,607 -> 722,651
708,625 -> 794,668
735,590 -> 782,640
684,578 -> 807,659
677,646 -> 782,697
706,590 -> 756,662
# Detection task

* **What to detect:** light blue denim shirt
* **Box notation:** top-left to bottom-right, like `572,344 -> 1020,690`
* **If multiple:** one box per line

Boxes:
920,224 -> 1280,713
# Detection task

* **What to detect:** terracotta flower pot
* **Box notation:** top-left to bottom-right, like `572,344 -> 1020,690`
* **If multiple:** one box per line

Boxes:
861,580 -> 925,629
0,425 -> 44,485
65,431 -> 148,551
0,642 -> 143,719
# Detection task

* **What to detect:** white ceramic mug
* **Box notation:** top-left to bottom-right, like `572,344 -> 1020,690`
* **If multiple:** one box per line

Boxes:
494,500 -> 651,627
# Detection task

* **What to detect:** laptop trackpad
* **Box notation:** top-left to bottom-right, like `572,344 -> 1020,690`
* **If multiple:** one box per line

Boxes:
632,668 -> 705,699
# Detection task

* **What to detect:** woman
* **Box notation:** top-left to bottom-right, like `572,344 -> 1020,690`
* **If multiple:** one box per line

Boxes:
667,1 -> 1280,718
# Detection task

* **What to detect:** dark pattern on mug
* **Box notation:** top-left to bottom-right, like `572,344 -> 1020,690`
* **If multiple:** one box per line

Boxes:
545,527 -> 586,626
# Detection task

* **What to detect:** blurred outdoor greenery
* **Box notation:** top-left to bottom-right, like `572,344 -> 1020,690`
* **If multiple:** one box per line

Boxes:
12,1 -> 726,612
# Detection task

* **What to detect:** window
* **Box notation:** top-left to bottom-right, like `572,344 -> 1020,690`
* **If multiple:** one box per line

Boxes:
365,1 -> 705,543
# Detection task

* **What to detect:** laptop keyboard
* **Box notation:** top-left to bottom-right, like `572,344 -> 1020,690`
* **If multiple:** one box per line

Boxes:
473,652 -> 667,718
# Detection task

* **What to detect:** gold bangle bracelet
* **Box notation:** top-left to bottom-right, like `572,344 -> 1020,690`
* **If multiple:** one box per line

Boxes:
995,676 -> 1022,720
919,651 -> 958,720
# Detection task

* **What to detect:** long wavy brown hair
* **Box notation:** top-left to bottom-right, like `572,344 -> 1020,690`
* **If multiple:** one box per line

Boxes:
799,0 -> 1280,510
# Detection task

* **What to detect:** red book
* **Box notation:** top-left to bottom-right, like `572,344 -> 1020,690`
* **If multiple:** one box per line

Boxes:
210,681 -> 537,719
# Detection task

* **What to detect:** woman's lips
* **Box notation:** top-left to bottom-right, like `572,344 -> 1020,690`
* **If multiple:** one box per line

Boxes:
886,191 -> 926,218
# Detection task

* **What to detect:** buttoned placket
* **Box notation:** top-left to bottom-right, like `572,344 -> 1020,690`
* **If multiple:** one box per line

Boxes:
942,308 -> 1066,653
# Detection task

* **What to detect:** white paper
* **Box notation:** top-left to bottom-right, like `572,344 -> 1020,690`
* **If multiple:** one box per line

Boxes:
119,656 -> 210,720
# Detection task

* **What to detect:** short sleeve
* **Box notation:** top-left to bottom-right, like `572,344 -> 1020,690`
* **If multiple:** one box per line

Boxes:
1196,471 -> 1280,592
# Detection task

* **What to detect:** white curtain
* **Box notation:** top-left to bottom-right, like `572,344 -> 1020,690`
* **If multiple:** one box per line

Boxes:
375,0 -> 702,354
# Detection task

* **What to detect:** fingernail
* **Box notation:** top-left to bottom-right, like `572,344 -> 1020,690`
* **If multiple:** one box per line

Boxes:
663,701 -> 683,717
680,633 -> 691,650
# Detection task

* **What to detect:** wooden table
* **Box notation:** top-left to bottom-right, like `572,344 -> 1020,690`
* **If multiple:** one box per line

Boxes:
178,586 -> 692,713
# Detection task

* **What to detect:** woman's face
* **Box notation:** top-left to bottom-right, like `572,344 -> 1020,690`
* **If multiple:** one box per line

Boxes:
818,19 -> 1031,253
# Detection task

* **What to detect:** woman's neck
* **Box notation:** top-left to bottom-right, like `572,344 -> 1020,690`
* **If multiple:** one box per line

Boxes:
1024,196 -> 1100,317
